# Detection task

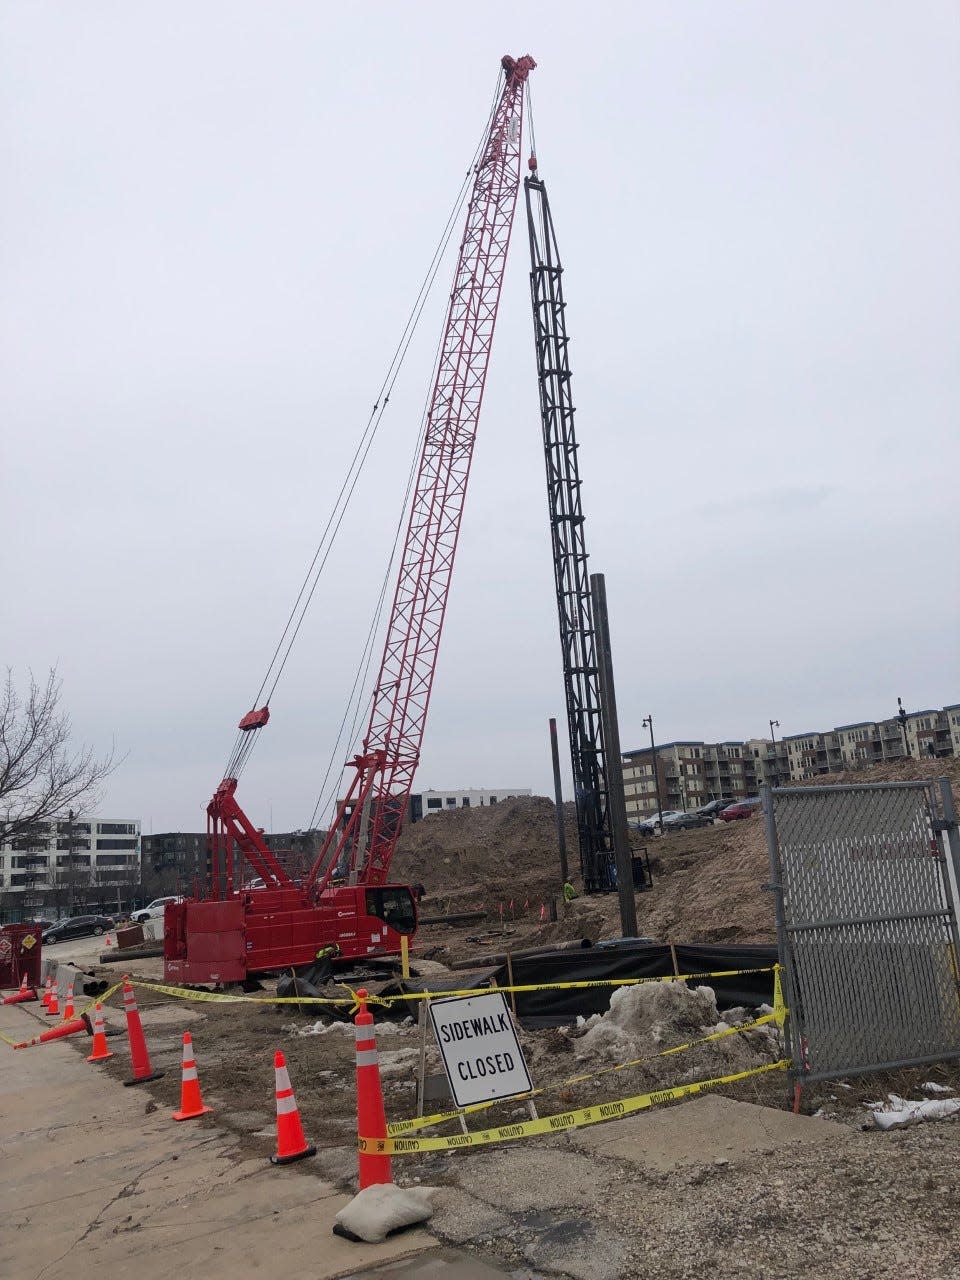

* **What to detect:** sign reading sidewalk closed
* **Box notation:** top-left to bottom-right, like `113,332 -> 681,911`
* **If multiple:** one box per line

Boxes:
429,991 -> 533,1108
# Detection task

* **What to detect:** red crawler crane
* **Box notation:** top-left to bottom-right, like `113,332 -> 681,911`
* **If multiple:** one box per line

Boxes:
165,54 -> 536,986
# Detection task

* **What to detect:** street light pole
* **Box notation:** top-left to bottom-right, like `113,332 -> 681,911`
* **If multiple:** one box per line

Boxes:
769,719 -> 780,788
897,697 -> 911,758
642,715 -> 664,831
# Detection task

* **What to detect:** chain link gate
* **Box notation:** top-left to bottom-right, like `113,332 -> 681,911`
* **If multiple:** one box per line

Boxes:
763,778 -> 960,1083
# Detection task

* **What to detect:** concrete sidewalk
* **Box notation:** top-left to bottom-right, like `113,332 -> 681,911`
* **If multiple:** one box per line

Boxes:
0,999 -> 508,1280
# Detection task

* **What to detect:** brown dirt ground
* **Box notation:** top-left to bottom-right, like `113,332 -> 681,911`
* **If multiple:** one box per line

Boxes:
53,759 -> 960,1278
396,757 -> 960,958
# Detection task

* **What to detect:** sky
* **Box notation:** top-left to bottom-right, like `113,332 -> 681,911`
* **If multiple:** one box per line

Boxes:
2,3 -> 958,833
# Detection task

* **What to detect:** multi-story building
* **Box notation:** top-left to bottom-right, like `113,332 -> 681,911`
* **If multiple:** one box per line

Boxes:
744,738 -> 791,788
0,817 -> 141,919
410,789 -> 531,821
623,701 -> 958,816
141,832 -> 207,887
622,743 -> 755,824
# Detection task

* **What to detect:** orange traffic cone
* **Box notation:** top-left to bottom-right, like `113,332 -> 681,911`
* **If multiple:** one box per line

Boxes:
172,1032 -> 212,1121
46,984 -> 61,1017
354,988 -> 392,1189
4,975 -> 37,1005
42,974 -> 53,1008
121,976 -> 164,1086
104,933 -> 113,948
87,1003 -> 113,1062
15,1013 -> 92,1049
62,982 -> 76,1020
270,1050 -> 315,1164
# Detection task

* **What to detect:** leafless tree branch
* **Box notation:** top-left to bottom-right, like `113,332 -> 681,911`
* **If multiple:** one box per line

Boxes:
0,668 -> 118,845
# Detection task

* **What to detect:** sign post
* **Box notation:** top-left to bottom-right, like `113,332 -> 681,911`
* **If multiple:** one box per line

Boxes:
428,991 -> 533,1110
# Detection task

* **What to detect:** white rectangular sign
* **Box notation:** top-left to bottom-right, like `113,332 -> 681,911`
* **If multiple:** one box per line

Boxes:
429,991 -> 533,1109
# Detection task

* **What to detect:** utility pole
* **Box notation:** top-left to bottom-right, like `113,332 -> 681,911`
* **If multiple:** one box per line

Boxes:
769,719 -> 780,788
548,718 -> 570,886
589,573 -> 638,938
897,697 -> 911,758
642,715 -> 664,830
67,808 -> 75,917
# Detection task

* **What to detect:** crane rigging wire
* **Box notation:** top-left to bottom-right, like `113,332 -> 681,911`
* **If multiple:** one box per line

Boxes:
310,76 -> 540,835
222,72 -> 503,784
303,73 -> 502,830
306,314 -> 446,831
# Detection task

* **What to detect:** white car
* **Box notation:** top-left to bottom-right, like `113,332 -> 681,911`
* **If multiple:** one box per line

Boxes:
130,896 -> 182,924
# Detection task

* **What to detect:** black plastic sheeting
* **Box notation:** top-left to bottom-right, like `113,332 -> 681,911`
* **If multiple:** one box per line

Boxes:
492,942 -> 779,1025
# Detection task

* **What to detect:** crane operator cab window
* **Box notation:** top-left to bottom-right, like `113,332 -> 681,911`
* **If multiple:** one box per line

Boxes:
365,887 -> 417,935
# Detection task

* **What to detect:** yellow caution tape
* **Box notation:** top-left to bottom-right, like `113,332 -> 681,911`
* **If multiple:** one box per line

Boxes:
389,1007 -> 786,1135
118,965 -> 778,1010
364,1059 -> 790,1153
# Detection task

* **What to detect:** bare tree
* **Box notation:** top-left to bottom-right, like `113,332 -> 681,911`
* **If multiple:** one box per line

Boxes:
0,669 -> 116,846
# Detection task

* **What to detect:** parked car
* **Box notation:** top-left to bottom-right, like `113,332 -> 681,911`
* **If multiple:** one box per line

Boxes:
634,810 -> 685,834
42,915 -> 115,944
718,798 -> 762,821
130,896 -> 182,924
662,810 -> 710,831
695,799 -> 738,820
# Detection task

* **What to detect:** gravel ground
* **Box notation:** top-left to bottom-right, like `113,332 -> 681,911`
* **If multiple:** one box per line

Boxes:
81,974 -> 960,1280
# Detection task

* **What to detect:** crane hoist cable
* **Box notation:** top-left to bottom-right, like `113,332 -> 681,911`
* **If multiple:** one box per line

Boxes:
306,298 -> 452,832
221,72 -> 504,784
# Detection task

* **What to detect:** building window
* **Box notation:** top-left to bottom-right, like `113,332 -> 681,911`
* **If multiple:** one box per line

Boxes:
446,798 -> 456,807
96,838 -> 138,850
489,796 -> 497,804
96,854 -> 136,866
426,798 -> 442,810
98,822 -> 137,836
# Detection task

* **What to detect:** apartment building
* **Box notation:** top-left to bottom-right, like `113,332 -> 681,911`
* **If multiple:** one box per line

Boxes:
623,701 -> 958,818
0,817 -> 141,917
622,742 -> 757,824
142,832 -> 207,885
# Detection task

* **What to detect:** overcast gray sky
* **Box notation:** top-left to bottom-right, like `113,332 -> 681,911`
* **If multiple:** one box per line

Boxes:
2,3 -> 958,833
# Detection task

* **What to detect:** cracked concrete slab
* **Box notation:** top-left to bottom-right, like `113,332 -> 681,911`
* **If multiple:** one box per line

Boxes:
569,1093 -> 845,1170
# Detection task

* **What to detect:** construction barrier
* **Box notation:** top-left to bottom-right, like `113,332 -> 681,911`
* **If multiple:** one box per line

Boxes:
362,1060 -> 791,1154
99,965 -> 780,1012
0,960 -> 792,1165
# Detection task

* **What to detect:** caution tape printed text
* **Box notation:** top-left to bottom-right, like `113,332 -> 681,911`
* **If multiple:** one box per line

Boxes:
362,1059 -> 790,1153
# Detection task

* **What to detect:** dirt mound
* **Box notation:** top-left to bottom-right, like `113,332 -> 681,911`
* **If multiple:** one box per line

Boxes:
396,760 -> 960,948
393,795 -> 577,907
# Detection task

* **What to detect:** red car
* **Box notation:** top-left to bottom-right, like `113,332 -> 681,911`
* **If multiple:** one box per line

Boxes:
719,798 -> 761,821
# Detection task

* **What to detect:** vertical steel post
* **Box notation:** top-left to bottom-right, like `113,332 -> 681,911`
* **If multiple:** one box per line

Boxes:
761,783 -> 798,1074
769,719 -> 780,788
549,717 -> 570,886
937,777 -> 960,949
589,574 -> 638,938
643,716 -> 664,830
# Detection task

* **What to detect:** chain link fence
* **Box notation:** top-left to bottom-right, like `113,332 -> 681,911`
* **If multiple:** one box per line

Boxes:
763,779 -> 960,1083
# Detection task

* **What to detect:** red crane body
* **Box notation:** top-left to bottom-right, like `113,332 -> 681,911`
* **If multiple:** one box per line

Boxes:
164,55 -> 535,985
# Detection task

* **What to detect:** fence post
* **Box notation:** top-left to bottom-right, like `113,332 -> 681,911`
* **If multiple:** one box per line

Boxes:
761,783 -> 798,1079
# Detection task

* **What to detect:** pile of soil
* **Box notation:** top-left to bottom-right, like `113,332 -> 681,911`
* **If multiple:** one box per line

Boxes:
394,759 -> 960,951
